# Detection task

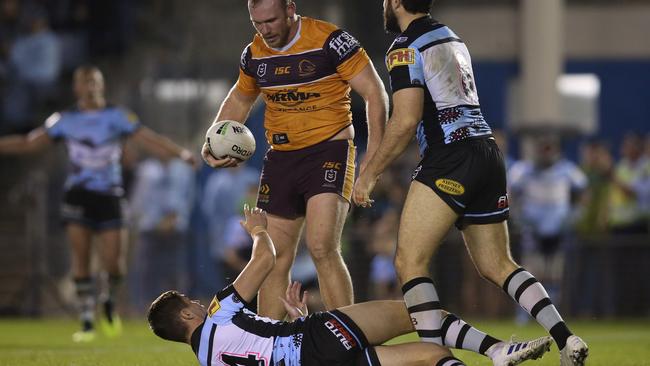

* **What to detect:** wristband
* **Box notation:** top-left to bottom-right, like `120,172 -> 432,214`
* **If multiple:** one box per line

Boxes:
250,226 -> 267,237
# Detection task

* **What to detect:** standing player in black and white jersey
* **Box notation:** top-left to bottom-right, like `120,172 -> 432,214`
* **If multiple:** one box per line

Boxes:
148,205 -> 553,366
353,1 -> 588,365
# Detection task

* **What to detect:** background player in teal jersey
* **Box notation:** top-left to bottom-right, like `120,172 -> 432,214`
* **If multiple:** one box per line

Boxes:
0,65 -> 196,342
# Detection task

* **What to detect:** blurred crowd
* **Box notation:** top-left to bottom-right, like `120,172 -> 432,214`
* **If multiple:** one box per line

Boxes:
0,0 -> 133,134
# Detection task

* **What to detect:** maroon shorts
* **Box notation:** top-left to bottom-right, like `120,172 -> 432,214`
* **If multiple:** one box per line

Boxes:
256,139 -> 356,219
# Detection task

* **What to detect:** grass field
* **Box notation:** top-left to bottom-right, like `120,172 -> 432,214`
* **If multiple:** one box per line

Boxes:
0,318 -> 648,365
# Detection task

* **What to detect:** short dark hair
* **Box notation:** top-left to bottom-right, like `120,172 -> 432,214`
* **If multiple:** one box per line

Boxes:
147,291 -> 189,342
401,0 -> 433,14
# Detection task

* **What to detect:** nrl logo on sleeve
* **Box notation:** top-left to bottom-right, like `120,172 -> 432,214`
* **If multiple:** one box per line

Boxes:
208,296 -> 221,317
386,48 -> 415,71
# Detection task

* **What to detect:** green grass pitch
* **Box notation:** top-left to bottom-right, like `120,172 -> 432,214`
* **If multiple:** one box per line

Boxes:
0,318 -> 648,365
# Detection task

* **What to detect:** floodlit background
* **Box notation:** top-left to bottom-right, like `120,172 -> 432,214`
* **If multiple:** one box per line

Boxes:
0,0 -> 648,364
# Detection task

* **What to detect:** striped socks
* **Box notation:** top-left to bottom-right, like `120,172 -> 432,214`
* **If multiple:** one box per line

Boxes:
74,277 -> 95,331
402,277 -> 443,344
503,268 -> 572,349
441,313 -> 500,355
436,356 -> 466,366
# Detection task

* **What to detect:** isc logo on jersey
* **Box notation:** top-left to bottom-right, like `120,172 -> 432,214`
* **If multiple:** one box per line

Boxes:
386,48 -> 415,71
208,296 -> 221,317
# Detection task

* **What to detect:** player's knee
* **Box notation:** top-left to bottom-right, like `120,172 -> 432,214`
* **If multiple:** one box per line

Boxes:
476,260 -> 516,286
394,249 -> 428,274
308,242 -> 340,262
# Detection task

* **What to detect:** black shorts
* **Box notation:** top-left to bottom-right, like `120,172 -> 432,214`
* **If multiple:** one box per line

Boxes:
413,137 -> 509,229
301,310 -> 380,366
61,188 -> 125,230
257,139 -> 356,219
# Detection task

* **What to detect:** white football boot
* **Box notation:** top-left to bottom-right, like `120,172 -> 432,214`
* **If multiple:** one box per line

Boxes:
560,335 -> 589,366
488,336 -> 554,366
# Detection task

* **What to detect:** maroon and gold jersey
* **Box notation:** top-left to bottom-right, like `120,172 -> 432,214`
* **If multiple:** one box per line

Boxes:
236,16 -> 370,151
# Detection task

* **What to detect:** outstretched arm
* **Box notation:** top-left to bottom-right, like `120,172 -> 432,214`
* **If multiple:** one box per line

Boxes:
129,126 -> 196,167
0,127 -> 53,155
232,205 -> 276,303
202,85 -> 259,169
352,87 -> 423,206
348,62 -> 389,171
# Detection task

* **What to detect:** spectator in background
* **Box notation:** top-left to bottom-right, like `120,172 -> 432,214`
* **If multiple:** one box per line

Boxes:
220,184 -> 259,283
0,0 -> 21,79
492,129 -> 514,170
575,140 -> 613,237
508,135 -> 587,320
129,156 -> 195,312
609,132 -> 650,234
201,165 -> 259,289
368,208 -> 401,300
2,4 -> 61,130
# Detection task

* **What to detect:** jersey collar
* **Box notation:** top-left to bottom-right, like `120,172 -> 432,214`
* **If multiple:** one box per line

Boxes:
190,320 -> 205,355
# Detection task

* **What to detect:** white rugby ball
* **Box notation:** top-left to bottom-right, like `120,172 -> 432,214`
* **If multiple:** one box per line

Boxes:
205,120 -> 256,161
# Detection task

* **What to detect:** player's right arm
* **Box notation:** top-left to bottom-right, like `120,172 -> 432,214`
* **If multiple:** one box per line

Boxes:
0,127 -> 53,154
231,205 -> 276,304
202,44 -> 260,169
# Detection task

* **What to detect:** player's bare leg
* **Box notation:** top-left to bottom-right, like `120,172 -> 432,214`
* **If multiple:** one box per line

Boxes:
97,228 -> 125,337
305,193 -> 353,310
67,223 -> 96,342
337,298 -> 551,366
374,343 -> 460,366
339,300 -> 412,344
461,222 -> 517,287
394,181 -> 457,344
337,301 -> 462,365
257,214 -> 304,319
463,222 -> 587,364
68,224 -> 93,278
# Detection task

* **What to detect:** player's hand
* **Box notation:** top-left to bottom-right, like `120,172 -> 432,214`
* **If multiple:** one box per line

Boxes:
352,171 -> 377,207
280,281 -> 308,321
239,204 -> 268,235
201,142 -> 241,169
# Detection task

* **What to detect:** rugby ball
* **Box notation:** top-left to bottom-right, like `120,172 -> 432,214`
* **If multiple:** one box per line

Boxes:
205,120 -> 256,161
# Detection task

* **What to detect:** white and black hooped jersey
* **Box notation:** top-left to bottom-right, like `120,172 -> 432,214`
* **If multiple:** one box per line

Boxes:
191,285 -> 304,366
385,16 -> 492,156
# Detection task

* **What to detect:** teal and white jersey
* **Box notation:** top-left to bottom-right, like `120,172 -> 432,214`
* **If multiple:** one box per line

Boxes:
385,16 -> 492,156
191,285 -> 303,366
45,106 -> 140,196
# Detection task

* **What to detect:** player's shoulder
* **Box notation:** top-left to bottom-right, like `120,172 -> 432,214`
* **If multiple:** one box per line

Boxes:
107,105 -> 140,125
44,105 -> 79,129
303,16 -> 340,36
387,18 -> 459,53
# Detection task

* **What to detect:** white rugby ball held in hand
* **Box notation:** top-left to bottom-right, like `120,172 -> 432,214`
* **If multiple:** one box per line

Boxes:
205,120 -> 256,161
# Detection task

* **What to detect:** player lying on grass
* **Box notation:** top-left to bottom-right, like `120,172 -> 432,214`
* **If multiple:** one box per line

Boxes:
147,205 -> 552,366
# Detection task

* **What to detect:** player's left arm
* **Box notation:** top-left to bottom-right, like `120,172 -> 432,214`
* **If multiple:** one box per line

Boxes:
353,87 -> 423,206
231,205 -> 276,304
129,126 -> 196,168
348,62 -> 389,171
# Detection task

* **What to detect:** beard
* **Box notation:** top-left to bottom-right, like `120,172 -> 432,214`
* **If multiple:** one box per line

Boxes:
384,5 -> 401,34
